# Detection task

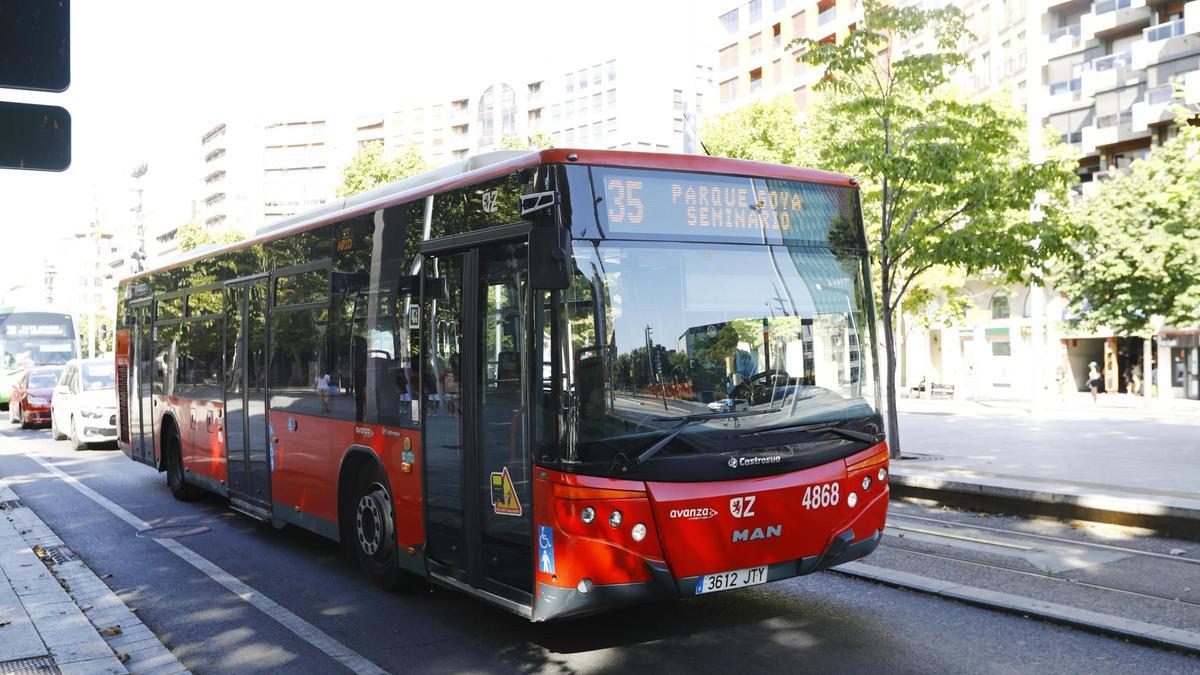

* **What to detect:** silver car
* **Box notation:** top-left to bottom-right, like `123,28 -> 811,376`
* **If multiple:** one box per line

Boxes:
51,357 -> 118,450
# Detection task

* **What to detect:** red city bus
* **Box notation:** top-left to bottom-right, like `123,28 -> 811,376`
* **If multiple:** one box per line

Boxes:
115,149 -> 887,620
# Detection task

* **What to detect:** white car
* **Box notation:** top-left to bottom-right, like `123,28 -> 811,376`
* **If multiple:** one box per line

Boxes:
50,357 -> 118,451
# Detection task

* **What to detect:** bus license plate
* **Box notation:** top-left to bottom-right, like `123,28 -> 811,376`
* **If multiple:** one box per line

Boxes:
695,565 -> 769,595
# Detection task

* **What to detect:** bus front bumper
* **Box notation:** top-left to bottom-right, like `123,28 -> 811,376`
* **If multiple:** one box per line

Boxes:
532,528 -> 881,621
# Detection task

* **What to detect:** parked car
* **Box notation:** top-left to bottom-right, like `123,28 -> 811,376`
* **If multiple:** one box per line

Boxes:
50,357 -> 118,451
9,365 -> 64,429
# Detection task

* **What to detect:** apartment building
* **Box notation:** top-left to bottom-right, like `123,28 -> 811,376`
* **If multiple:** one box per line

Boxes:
714,0 -> 863,114
1042,0 -> 1200,195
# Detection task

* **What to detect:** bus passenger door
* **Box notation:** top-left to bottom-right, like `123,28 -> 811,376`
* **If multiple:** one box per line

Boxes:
423,241 -> 533,604
224,278 -> 272,519
130,301 -> 154,465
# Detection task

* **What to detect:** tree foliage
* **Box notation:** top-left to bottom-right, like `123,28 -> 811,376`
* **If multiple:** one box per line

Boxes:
702,96 -> 809,166
500,132 -> 555,150
1058,111 -> 1200,334
176,220 -> 243,252
791,0 -> 1076,455
336,141 -> 429,198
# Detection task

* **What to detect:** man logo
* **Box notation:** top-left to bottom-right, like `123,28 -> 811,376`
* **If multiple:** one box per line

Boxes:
729,495 -> 756,518
732,525 -> 782,542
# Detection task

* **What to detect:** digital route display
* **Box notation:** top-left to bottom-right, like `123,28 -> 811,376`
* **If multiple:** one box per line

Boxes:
591,167 -> 836,243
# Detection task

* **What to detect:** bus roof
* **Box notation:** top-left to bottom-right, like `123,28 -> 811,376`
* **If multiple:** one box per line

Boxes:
125,148 -> 857,283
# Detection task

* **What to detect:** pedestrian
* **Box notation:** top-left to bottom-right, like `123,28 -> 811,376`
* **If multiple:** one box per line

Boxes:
1131,363 -> 1142,396
1054,365 -> 1069,402
1087,361 -> 1102,404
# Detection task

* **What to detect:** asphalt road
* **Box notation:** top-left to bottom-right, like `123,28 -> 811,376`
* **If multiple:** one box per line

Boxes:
0,425 -> 1197,674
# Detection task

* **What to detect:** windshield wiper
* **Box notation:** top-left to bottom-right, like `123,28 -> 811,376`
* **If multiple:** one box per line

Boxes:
741,421 -> 883,445
610,410 -> 771,472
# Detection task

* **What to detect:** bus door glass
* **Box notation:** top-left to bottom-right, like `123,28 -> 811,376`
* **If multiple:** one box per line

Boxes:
224,279 -> 271,509
423,242 -> 533,596
131,301 -> 153,465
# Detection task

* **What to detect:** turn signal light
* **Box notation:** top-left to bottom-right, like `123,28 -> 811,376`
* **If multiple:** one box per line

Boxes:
609,510 -> 623,528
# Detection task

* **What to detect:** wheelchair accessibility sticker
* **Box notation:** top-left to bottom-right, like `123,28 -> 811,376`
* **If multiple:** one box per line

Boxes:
538,525 -> 555,575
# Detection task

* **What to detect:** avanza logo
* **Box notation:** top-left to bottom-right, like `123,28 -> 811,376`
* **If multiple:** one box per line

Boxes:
669,507 -> 719,520
732,525 -> 782,542
729,495 -> 756,518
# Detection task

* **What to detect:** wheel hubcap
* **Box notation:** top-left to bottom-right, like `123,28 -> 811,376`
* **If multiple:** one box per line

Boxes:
356,487 -> 389,558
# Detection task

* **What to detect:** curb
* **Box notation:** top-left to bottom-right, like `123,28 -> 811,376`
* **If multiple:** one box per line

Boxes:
0,478 -> 190,674
888,469 -> 1200,540
832,561 -> 1200,656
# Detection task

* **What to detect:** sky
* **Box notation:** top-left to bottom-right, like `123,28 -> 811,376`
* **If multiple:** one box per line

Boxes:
0,0 -> 722,295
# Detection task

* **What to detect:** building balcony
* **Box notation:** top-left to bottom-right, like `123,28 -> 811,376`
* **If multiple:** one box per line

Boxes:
1132,18 -> 1200,70
1046,24 -> 1083,59
1079,51 -> 1136,97
1045,78 -> 1089,112
1081,0 -> 1149,42
1081,111 -> 1150,154
1131,83 -> 1177,131
1043,0 -> 1083,10
1186,69 -> 1200,105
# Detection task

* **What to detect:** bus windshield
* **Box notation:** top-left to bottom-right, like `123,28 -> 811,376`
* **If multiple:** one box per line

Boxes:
0,312 -> 76,368
540,239 -> 880,479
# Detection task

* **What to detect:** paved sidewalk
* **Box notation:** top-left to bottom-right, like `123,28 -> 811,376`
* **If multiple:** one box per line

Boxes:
890,397 -> 1200,536
0,478 -> 188,675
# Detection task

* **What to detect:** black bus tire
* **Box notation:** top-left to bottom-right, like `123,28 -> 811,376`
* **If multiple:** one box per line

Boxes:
350,463 -> 415,591
166,430 -> 196,501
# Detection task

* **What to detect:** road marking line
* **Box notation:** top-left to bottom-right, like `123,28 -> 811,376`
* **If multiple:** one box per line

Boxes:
19,450 -> 387,675
885,524 -> 1035,550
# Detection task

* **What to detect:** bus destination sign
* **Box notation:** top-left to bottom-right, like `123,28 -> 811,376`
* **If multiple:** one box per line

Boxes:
594,168 -> 810,240
5,324 -> 68,338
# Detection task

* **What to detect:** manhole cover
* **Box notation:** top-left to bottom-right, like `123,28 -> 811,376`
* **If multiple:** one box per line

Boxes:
0,655 -> 60,674
136,525 -> 211,539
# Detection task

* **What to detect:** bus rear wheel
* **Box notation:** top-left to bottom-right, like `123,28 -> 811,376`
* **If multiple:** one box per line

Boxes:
165,430 -> 196,501
350,464 -> 413,591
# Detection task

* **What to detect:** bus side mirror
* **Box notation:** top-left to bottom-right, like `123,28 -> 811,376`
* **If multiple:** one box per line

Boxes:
528,228 -> 572,290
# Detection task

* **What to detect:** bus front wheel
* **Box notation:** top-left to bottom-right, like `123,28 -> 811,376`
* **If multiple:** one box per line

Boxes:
350,464 -> 413,591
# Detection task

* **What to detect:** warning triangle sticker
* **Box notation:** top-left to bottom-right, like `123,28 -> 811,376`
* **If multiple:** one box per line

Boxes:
490,466 -> 523,517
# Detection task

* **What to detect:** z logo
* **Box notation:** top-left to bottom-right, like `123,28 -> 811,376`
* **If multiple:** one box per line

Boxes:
730,495 -> 756,518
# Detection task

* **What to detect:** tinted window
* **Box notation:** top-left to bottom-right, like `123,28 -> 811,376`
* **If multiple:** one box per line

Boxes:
188,288 -> 223,317
269,307 -> 329,416
275,269 -> 329,307
157,296 -> 184,321
80,361 -> 115,390
153,323 -> 183,396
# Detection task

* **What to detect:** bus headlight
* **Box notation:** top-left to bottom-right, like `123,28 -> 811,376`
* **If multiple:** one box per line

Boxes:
847,492 -> 858,508
877,467 -> 887,482
861,476 -> 871,491
631,523 -> 647,542
609,510 -> 623,528
580,507 -> 596,524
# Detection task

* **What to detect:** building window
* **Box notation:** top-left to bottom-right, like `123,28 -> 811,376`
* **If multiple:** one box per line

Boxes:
592,65 -> 602,86
607,89 -> 617,109
774,0 -> 787,11
772,58 -> 783,84
991,293 -> 1010,320
720,43 -> 739,70
528,81 -> 542,96
991,340 -> 1011,357
673,89 -> 684,111
773,23 -> 782,48
720,8 -> 739,33
792,11 -> 806,38
749,0 -> 762,23
720,78 -> 740,103
607,60 -> 617,81
793,85 -> 807,109
750,32 -> 763,57
565,75 -> 574,94
750,67 -> 763,93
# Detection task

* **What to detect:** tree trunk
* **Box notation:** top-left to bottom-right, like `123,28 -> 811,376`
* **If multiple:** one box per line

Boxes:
881,291 -> 902,459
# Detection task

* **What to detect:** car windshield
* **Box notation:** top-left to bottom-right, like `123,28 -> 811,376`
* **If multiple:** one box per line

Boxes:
538,239 -> 879,475
28,371 -> 60,388
81,362 -> 115,390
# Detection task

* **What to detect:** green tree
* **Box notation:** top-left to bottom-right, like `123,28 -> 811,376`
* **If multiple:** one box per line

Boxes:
1058,111 -> 1200,335
176,220 -> 243,252
336,141 -> 429,198
500,132 -> 555,150
795,0 -> 1076,456
702,96 -> 810,166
